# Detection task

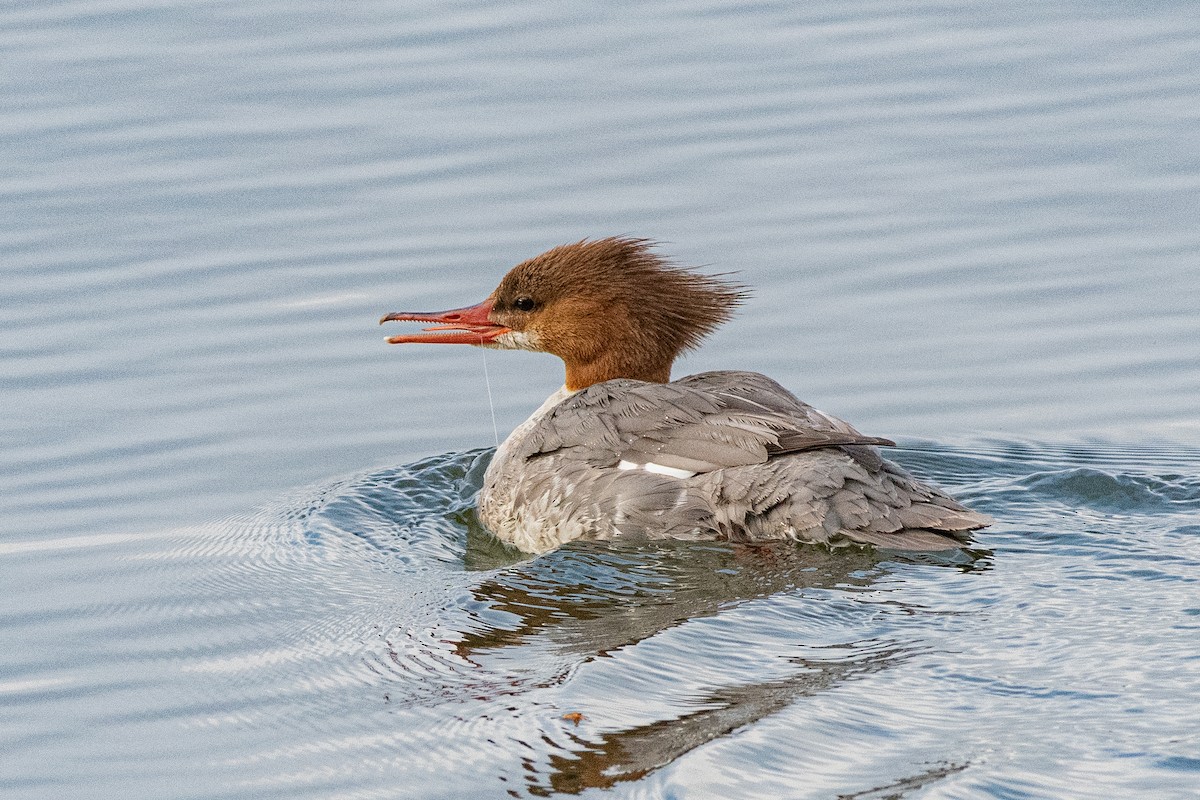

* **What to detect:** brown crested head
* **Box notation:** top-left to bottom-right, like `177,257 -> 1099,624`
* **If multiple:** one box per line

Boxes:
381,237 -> 748,390
487,237 -> 747,389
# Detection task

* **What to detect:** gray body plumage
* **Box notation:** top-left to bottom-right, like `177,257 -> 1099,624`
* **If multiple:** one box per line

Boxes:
479,370 -> 991,553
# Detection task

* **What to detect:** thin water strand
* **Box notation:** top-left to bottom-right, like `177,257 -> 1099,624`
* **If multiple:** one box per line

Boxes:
480,342 -> 500,448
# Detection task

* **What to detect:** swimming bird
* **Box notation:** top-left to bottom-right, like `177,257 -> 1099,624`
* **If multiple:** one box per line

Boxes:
381,237 -> 992,553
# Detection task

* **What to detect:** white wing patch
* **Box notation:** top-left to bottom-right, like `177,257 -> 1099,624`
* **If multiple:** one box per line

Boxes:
617,459 -> 697,479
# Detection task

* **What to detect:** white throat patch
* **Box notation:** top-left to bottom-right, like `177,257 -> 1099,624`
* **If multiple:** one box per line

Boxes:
489,329 -> 541,352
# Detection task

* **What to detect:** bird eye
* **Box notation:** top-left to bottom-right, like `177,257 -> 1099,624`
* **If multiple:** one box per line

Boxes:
513,297 -> 536,312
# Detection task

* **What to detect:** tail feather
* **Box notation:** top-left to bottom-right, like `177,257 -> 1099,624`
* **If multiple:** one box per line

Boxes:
839,527 -> 970,551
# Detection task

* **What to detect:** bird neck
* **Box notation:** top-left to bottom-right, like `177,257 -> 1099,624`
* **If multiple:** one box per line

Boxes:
564,351 -> 673,390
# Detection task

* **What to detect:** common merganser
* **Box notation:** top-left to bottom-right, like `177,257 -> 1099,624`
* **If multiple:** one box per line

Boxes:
382,237 -> 992,553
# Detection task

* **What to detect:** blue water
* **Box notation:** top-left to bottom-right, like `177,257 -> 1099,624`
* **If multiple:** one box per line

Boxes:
2,1 -> 1198,798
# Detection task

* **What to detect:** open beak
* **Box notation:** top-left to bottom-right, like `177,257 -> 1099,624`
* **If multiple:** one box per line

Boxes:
379,298 -> 510,345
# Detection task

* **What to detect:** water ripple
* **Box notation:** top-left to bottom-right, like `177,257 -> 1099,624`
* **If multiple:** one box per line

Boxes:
4,0 -> 1200,797
3,436 -> 1199,796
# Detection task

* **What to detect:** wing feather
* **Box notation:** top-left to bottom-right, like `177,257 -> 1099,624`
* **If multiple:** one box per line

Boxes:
500,371 -> 991,551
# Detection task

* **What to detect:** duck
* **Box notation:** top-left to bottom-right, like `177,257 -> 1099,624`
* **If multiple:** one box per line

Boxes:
381,237 -> 992,554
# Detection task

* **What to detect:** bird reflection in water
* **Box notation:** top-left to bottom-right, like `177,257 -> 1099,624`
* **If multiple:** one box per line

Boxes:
455,535 -> 985,795
306,451 -> 988,795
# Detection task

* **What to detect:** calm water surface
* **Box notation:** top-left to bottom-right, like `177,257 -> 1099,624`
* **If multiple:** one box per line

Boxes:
2,1 -> 1198,798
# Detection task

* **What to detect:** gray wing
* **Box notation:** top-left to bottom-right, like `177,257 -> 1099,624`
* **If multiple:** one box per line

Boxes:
525,371 -> 893,474
517,371 -> 991,550
701,449 -> 992,550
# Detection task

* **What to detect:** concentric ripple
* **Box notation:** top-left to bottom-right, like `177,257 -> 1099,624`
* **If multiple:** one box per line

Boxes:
7,438 -> 1197,797
4,0 -> 1200,796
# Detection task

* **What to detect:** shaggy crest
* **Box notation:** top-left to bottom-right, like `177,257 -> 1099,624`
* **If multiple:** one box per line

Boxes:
490,237 -> 748,388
